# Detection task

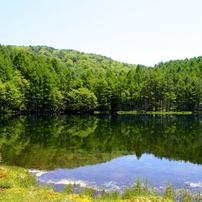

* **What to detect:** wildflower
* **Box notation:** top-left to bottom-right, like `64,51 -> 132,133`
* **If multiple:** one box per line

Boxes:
19,174 -> 25,179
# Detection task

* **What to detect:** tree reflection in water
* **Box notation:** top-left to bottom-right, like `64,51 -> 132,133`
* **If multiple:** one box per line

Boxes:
0,114 -> 202,170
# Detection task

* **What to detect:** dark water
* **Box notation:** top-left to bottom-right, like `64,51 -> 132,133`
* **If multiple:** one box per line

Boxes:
1,114 -> 202,192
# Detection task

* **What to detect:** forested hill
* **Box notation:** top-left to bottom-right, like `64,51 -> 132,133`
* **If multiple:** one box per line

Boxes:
0,44 -> 202,113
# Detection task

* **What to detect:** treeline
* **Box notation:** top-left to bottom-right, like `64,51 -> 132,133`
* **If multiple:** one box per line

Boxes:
0,45 -> 202,113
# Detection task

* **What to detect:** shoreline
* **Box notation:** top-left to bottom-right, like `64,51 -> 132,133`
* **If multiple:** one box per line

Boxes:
1,164 -> 201,201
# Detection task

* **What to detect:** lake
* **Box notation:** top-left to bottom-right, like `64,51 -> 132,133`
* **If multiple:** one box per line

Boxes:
0,114 -> 202,193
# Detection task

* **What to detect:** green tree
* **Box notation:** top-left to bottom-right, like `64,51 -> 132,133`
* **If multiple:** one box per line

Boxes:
5,82 -> 23,111
0,80 -> 6,111
66,87 -> 98,112
92,77 -> 111,111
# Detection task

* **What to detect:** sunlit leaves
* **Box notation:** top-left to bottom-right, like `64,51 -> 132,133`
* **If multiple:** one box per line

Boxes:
67,88 -> 98,112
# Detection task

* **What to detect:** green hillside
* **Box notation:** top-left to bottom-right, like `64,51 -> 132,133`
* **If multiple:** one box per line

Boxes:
0,44 -> 202,113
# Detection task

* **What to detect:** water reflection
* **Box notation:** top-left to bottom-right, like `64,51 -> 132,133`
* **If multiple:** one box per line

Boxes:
31,154 -> 202,192
0,115 -> 202,169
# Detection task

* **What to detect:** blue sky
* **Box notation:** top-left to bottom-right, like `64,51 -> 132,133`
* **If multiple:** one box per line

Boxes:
1,0 -> 202,66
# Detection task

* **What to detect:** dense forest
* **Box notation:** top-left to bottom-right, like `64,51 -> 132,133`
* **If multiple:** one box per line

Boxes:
0,44 -> 202,113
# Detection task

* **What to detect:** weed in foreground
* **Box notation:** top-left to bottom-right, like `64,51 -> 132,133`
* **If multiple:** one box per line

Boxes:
122,178 -> 157,200
163,184 -> 175,201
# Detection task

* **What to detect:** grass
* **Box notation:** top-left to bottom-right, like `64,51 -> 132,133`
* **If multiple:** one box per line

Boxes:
94,110 -> 193,115
0,165 -> 92,202
146,111 -> 192,115
0,165 -> 201,201
117,110 -> 192,115
117,111 -> 139,115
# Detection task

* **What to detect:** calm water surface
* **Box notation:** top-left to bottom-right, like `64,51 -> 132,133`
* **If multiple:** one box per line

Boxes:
1,114 -> 202,192
31,154 -> 202,192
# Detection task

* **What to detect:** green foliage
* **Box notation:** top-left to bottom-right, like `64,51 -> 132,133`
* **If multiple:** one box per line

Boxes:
98,191 -> 120,201
122,178 -> 156,199
0,165 -> 93,202
80,187 -> 96,198
0,45 -> 202,113
163,184 -> 175,200
63,184 -> 74,194
67,87 -> 98,112
0,165 -> 36,189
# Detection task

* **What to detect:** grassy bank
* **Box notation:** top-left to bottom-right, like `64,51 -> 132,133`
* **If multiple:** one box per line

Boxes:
0,165 -> 91,202
0,165 -> 201,201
